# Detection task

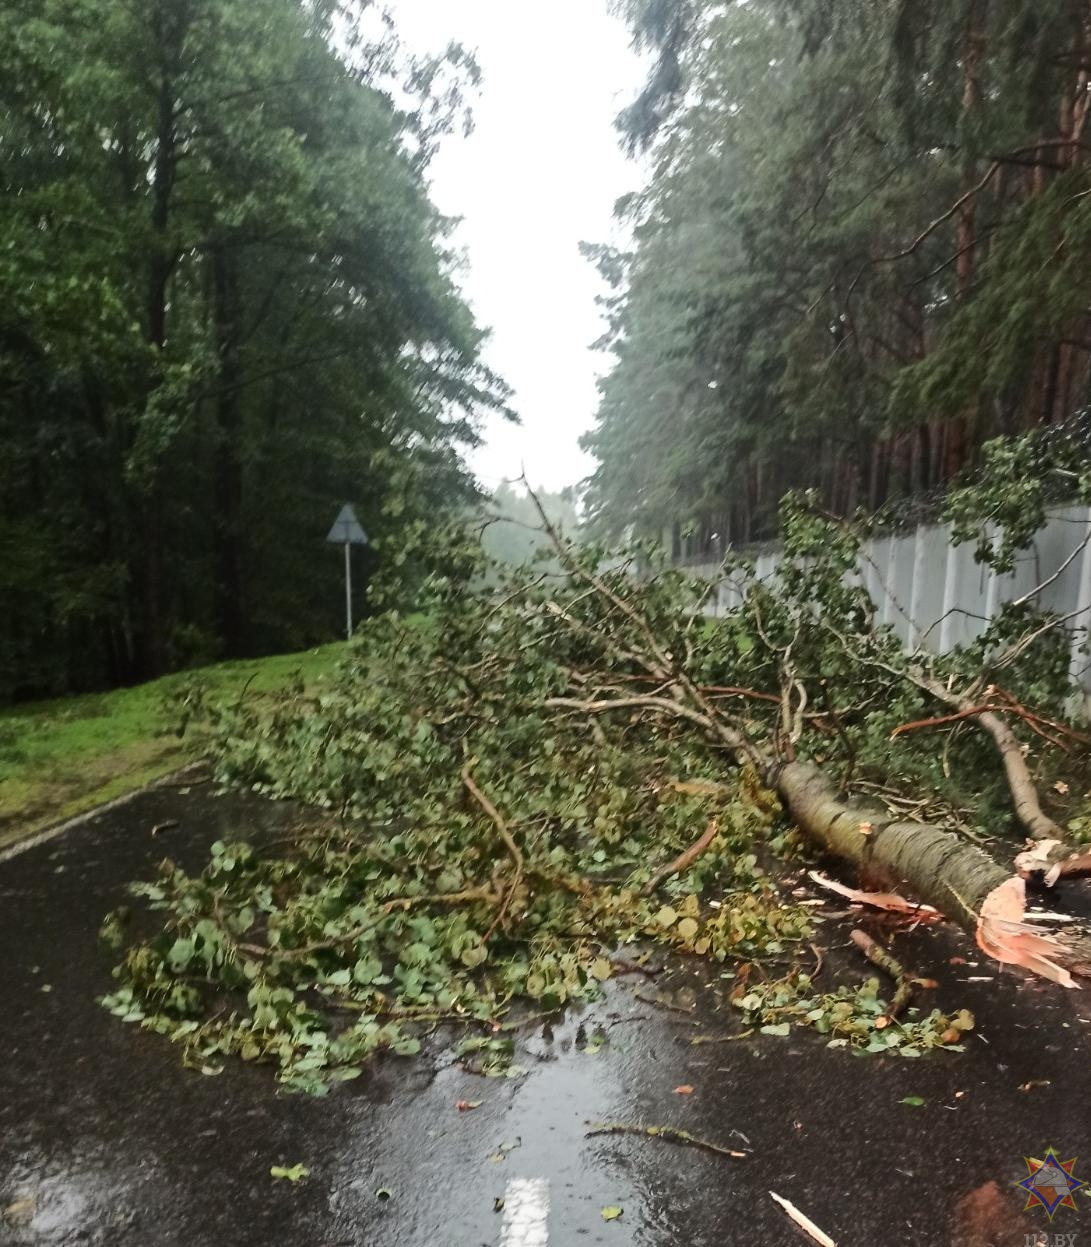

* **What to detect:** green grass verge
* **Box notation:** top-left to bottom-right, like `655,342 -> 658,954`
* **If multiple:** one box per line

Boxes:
0,644 -> 345,849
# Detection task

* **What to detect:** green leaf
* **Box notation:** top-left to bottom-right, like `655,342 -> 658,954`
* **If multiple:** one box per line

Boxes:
760,1023 -> 791,1037
460,944 -> 488,969
270,1164 -> 310,1182
899,1095 -> 926,1107
353,955 -> 383,985
601,1206 -> 623,1222
167,937 -> 194,969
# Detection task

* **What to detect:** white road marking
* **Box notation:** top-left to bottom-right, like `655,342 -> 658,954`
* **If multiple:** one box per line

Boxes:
500,1177 -> 550,1247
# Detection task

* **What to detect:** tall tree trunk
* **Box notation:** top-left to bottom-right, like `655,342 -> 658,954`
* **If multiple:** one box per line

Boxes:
955,1 -> 986,293
945,0 -> 988,480
212,244 -> 246,657
137,1 -> 190,677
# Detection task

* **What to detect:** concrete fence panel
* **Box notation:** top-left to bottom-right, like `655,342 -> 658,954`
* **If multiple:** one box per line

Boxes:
689,505 -> 1091,698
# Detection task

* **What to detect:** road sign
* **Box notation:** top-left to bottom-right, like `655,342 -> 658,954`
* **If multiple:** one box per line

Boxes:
326,504 -> 369,640
326,503 -> 369,547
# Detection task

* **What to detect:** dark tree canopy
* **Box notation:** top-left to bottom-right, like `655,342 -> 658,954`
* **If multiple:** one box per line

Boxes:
0,0 -> 510,700
586,0 -> 1091,548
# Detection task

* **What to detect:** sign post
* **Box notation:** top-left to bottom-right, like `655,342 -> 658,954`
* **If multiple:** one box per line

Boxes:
326,504 -> 369,640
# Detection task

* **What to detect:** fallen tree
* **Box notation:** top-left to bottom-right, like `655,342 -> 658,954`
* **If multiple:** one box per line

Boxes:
521,485 -> 1091,966
103,443 -> 1091,1088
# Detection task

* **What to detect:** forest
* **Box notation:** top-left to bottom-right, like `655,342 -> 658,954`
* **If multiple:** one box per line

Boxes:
0,0 -> 509,701
585,0 -> 1091,550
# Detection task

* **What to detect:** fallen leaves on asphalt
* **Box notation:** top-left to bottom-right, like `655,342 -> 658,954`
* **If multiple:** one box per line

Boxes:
488,1138 -> 522,1163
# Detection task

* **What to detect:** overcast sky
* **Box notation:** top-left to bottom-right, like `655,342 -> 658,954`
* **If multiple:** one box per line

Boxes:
384,1 -> 647,492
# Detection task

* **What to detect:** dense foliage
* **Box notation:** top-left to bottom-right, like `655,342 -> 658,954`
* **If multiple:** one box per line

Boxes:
103,486 -> 1088,1091
104,537 -> 810,1093
0,0 -> 509,700
585,0 -> 1091,546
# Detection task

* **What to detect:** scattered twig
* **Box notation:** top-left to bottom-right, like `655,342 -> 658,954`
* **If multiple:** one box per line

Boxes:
634,991 -> 697,1016
462,760 -> 524,942
586,1121 -> 748,1159
849,930 -> 916,1021
643,820 -> 719,895
328,1003 -> 478,1025
689,1029 -> 754,1046
609,957 -> 663,977
235,671 -> 259,708
769,1191 -> 837,1247
890,703 -> 1004,738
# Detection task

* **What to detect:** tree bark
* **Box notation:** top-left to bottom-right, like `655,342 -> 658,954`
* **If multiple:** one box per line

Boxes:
943,0 -> 989,481
773,760 -> 1091,979
955,1 -> 986,295
136,0 -> 191,677
212,243 -> 246,657
773,760 -> 1008,928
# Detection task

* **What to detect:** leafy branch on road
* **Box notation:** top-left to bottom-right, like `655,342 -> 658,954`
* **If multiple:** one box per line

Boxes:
102,455 -> 1091,1090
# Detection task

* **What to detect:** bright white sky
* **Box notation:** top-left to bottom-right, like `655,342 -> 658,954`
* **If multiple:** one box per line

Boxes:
384,1 -> 647,492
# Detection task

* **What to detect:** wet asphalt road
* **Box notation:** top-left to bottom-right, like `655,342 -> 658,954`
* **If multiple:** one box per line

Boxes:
2,785 -> 1091,1247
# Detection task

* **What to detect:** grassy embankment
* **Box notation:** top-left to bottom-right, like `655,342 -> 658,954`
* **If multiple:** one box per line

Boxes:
0,645 -> 345,849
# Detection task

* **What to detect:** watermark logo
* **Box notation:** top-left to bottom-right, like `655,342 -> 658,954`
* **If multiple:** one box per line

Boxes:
1015,1148 -> 1086,1223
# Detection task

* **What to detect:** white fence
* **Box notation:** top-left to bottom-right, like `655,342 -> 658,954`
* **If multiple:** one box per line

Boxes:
693,504 -> 1091,700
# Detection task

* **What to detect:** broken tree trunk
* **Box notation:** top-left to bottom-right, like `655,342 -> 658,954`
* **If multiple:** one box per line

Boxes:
523,482 -> 1090,985
772,760 -> 1091,983
773,761 -> 1008,926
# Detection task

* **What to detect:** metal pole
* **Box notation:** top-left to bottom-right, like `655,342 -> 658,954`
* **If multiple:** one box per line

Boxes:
344,541 -> 352,640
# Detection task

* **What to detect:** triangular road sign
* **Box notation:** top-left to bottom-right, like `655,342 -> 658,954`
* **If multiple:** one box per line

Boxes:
326,503 -> 369,546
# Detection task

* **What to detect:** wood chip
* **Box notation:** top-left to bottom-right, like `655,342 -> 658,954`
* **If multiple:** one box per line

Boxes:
806,871 -> 940,918
769,1191 -> 836,1247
